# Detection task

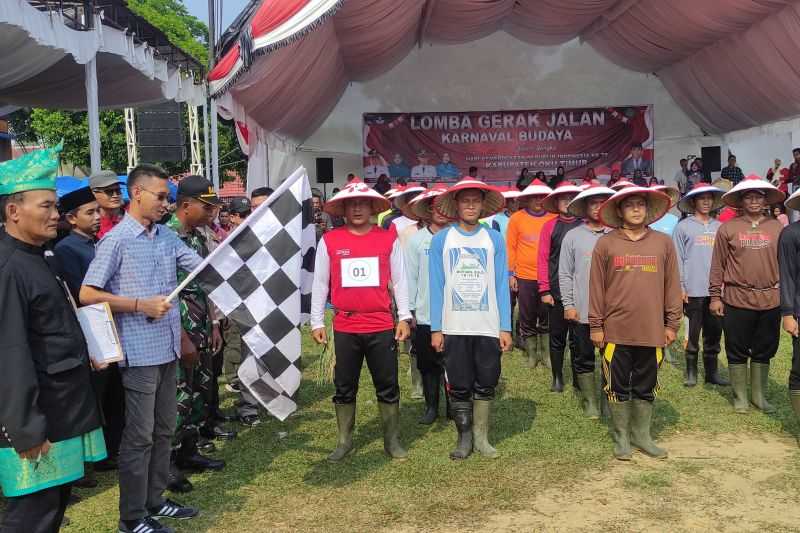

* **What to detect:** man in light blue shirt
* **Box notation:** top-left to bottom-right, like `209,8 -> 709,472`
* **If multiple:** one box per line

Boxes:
405,186 -> 450,425
435,152 -> 461,180
82,164 -> 202,533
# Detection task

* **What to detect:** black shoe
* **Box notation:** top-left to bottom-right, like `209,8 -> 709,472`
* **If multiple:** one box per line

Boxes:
73,473 -> 98,489
200,424 -> 237,441
684,355 -> 698,387
148,499 -> 199,520
239,414 -> 261,427
119,517 -> 174,533
94,457 -> 118,472
176,452 -> 225,472
225,381 -> 242,393
197,437 -> 216,453
167,465 -> 193,494
550,372 -> 564,393
68,493 -> 82,505
550,352 -> 564,393
704,356 -> 730,386
418,372 -> 440,425
212,411 -> 237,423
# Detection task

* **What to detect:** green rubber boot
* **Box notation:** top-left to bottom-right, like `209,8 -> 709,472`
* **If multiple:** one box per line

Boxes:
472,399 -> 498,458
327,403 -> 356,462
524,336 -> 538,368
790,390 -> 800,419
539,333 -> 551,369
749,362 -> 775,413
630,400 -> 667,459
409,353 -> 424,400
378,402 -> 407,460
729,363 -> 750,414
576,372 -> 600,419
449,401 -> 473,460
608,401 -> 632,460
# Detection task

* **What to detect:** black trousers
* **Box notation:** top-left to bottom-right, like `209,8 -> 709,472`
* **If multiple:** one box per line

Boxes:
684,296 -> 722,358
415,325 -> 444,374
333,330 -> 399,404
602,344 -> 662,402
91,363 -> 125,459
444,334 -> 501,402
722,304 -> 781,364
572,324 -> 596,374
548,300 -> 577,365
0,483 -> 72,533
517,279 -> 548,338
790,336 -> 800,391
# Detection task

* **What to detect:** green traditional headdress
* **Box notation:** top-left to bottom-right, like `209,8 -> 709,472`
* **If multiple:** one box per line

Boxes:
0,142 -> 62,196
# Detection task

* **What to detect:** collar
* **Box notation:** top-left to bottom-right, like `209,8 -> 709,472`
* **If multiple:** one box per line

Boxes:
452,224 -> 483,237
0,227 -> 45,256
120,213 -> 159,238
524,208 -> 548,217
69,230 -> 96,244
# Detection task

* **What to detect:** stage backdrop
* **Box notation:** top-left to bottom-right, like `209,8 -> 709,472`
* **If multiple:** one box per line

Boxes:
363,105 -> 654,184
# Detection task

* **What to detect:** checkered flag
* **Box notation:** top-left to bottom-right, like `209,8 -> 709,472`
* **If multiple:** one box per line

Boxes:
188,167 -> 315,421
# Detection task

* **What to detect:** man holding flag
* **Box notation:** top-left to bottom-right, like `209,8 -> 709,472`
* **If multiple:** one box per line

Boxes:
311,178 -> 412,462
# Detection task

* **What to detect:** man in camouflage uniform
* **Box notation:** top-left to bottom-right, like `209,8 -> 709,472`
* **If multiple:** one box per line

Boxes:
166,176 -> 230,489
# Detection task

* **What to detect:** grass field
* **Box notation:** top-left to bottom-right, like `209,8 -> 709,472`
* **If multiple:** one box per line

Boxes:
13,328 -> 800,531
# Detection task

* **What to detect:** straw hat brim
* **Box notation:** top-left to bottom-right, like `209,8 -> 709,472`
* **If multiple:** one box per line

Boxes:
722,185 -> 785,208
599,188 -> 671,228
543,191 -> 580,214
567,192 -> 614,218
324,196 -> 391,217
785,189 -> 800,211
657,187 -> 681,208
677,189 -> 724,214
434,185 -> 504,219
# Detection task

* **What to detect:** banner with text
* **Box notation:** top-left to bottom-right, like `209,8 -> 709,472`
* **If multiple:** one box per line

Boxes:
362,106 -> 654,184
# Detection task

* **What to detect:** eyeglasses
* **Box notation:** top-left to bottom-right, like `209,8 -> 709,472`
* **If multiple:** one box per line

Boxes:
139,188 -> 170,203
93,186 -> 122,197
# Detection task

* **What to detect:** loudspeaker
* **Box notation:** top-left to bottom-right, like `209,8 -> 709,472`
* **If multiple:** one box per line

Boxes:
700,146 -> 722,173
316,157 -> 334,183
136,101 -> 185,163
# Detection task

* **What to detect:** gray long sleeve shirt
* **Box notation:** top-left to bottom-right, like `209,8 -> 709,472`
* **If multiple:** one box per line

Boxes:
672,216 -> 721,297
559,224 -> 609,324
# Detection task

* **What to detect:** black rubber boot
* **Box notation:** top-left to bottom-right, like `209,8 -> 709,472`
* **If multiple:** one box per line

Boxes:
703,355 -> 730,386
550,350 -> 564,393
418,371 -> 440,425
684,354 -> 698,387
379,402 -> 407,460
630,400 -> 667,459
449,401 -> 473,460
328,402 -> 356,462
608,401 -> 632,461
750,362 -> 775,413
176,436 -> 225,472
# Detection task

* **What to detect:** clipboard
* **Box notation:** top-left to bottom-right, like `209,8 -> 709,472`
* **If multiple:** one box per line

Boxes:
75,303 -> 124,364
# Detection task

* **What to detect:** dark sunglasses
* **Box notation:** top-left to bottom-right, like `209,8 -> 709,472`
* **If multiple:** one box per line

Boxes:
93,186 -> 122,197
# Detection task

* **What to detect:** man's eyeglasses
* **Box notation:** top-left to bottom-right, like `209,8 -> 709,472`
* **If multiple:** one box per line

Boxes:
139,188 -> 170,203
93,186 -> 122,197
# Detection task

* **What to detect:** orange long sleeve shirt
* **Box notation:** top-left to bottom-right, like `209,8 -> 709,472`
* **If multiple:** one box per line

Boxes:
506,209 -> 556,280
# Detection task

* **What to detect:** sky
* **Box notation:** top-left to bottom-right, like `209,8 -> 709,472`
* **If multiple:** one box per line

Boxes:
183,0 -> 252,32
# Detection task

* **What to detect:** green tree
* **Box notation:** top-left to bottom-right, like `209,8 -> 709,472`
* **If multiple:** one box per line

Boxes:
126,0 -> 208,63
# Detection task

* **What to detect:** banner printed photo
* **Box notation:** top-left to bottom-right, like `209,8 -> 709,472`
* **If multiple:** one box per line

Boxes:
363,106 -> 654,185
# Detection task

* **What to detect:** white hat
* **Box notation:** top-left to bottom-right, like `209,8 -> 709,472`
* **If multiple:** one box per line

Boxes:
786,188 -> 800,211
567,185 -> 616,218
542,182 -> 583,214
434,177 -> 504,219
517,179 -> 552,199
721,175 -> 784,208
599,186 -> 671,228
324,178 -> 391,217
677,183 -> 725,214
393,183 -> 426,218
499,186 -> 521,199
610,179 -> 635,191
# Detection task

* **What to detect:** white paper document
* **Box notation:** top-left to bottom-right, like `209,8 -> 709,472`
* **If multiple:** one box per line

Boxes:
75,303 -> 124,364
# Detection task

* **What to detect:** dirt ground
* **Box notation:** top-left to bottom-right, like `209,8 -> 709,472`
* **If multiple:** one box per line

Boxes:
392,432 -> 800,533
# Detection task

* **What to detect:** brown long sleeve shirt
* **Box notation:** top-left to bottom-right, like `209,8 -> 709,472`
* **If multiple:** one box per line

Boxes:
589,228 -> 683,347
708,217 -> 782,310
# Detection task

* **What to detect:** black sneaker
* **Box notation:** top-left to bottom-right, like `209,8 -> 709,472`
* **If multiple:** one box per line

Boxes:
147,499 -> 199,520
119,517 -> 174,533
225,381 -> 242,393
239,414 -> 261,427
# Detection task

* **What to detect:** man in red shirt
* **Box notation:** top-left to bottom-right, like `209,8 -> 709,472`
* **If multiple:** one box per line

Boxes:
310,179 -> 412,462
90,170 -> 124,238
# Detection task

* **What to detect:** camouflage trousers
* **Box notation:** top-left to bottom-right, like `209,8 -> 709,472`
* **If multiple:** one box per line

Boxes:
175,348 -> 214,450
